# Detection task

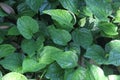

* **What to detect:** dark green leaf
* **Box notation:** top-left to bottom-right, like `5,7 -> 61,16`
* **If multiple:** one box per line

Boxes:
72,28 -> 93,49
17,16 -> 39,39
8,26 -> 20,35
21,39 -> 37,57
0,53 -> 23,72
55,51 -> 78,68
45,62 -> 64,80
48,25 -> 71,46
85,0 -> 112,21
0,44 -> 15,58
105,40 -> 120,66
26,0 -> 44,12
58,0 -> 79,14
84,45 -> 108,64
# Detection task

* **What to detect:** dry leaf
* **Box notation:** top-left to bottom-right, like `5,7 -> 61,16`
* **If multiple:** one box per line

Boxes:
0,3 -> 15,14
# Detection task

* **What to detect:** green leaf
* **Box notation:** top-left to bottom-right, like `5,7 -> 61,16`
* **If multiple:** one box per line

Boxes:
21,39 -> 37,57
48,25 -> 71,46
114,10 -> 120,23
98,22 -> 118,36
55,51 -> 78,68
0,44 -> 15,58
22,57 -> 46,73
64,67 -> 86,80
8,26 -> 20,35
58,0 -> 79,14
0,71 -> 2,79
108,75 -> 120,80
0,9 -> 7,17
17,16 -> 39,39
84,45 -> 108,64
26,0 -> 44,12
45,63 -> 64,80
105,40 -> 120,66
2,72 -> 27,80
43,9 -> 74,31
39,46 -> 63,65
0,53 -> 23,73
85,65 -> 108,80
72,28 -> 93,49
85,0 -> 112,21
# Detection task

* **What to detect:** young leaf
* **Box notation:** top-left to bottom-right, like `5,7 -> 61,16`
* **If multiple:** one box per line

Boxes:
17,16 -> 39,39
39,46 -> 63,65
85,65 -> 108,80
43,9 -> 74,31
64,67 -> 86,80
114,10 -> 120,23
48,25 -> 71,46
98,22 -> 118,36
2,72 -> 27,80
22,58 -> 46,73
0,53 -> 23,73
108,75 -> 120,80
0,44 -> 15,58
72,28 -> 93,49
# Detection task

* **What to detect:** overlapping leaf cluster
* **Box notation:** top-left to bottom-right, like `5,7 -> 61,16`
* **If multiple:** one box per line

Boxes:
0,0 -> 120,80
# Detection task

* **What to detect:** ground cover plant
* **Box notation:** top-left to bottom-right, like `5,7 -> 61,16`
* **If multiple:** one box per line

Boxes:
0,0 -> 120,80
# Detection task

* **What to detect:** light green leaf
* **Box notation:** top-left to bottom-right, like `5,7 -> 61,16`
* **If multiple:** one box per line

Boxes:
26,0 -> 44,12
39,46 -> 63,65
85,65 -> 108,80
84,45 -> 108,64
85,0 -> 112,21
58,0 -> 79,14
98,22 -> 118,36
114,10 -> 120,23
0,44 -> 15,58
21,39 -> 37,57
55,51 -> 78,68
105,40 -> 120,66
43,9 -> 74,31
0,71 -> 2,79
45,63 -> 64,80
17,16 -> 39,39
22,58 -> 46,73
108,75 -> 120,80
64,67 -> 86,80
2,72 -> 27,80
0,53 -> 23,73
8,26 -> 20,35
72,28 -> 93,49
48,25 -> 71,46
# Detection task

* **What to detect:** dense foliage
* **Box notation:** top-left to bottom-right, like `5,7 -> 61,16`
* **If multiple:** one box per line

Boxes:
0,0 -> 120,80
